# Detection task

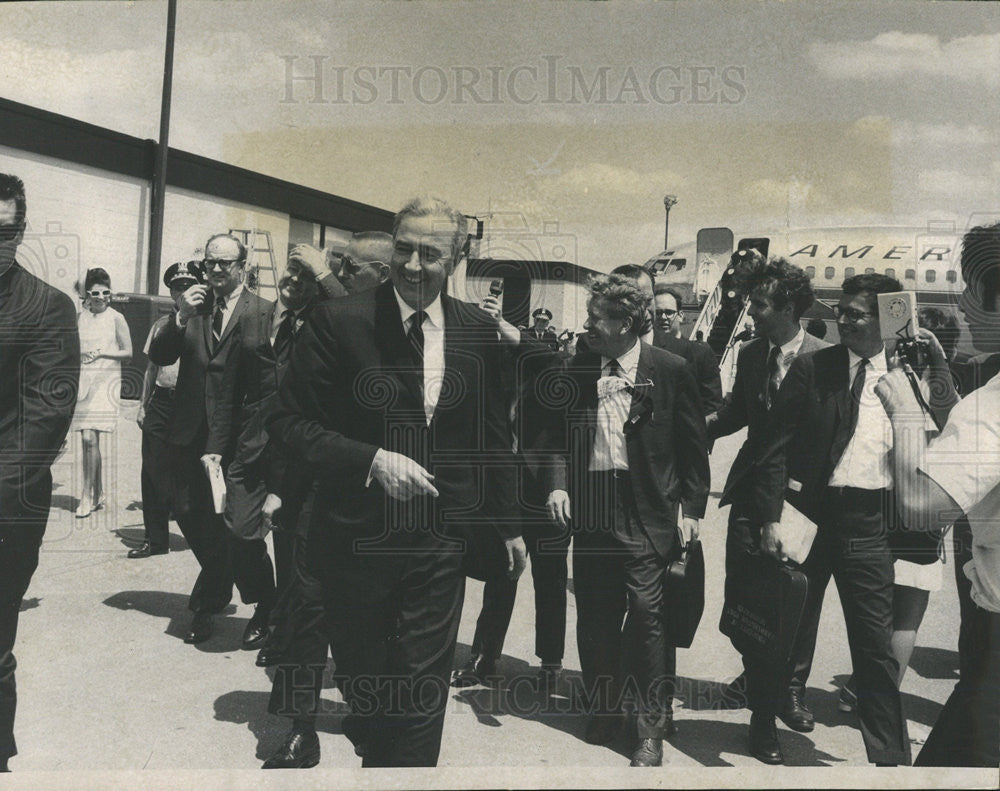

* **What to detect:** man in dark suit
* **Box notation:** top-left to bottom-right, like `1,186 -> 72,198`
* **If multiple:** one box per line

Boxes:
0,173 -> 80,771
148,233 -> 276,646
652,283 -> 723,415
259,233 -> 393,769
542,273 -> 710,767
706,256 -> 828,763
267,197 -> 526,768
752,274 -> 912,766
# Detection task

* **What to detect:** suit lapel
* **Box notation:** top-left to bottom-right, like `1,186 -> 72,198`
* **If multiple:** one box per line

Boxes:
625,342 -> 655,433
373,282 -> 423,410
215,289 -> 249,350
825,345 -> 852,469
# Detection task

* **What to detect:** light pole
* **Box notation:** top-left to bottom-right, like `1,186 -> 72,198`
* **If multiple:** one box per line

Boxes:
663,194 -> 678,251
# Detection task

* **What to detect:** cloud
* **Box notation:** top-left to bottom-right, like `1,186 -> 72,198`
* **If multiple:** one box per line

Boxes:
895,121 -> 994,147
917,168 -> 994,197
809,32 -> 1000,87
550,163 -> 686,198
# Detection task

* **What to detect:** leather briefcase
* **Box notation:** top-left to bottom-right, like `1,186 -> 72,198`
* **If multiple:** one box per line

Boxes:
664,539 -> 705,649
719,554 -> 808,664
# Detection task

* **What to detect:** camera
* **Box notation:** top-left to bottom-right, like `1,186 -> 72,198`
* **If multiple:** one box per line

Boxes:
876,291 -> 927,373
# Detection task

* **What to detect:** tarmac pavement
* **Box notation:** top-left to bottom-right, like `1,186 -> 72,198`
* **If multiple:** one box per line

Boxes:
6,403 -> 994,789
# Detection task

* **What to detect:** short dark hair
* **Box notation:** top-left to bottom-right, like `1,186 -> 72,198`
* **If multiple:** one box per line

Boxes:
610,264 -> 655,292
737,256 -> 815,321
205,233 -> 248,263
0,173 -> 27,226
841,273 -> 903,306
918,307 -> 960,360
84,267 -> 111,292
805,317 -> 828,339
960,222 -> 1000,312
588,273 -> 649,336
653,283 -> 684,308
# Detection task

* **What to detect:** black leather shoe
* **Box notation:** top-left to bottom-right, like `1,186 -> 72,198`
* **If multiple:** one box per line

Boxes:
342,714 -> 370,758
584,713 -> 625,745
184,612 -> 213,644
451,653 -> 497,687
261,729 -> 320,769
629,737 -> 663,767
242,605 -> 271,649
127,543 -> 167,559
748,712 -> 784,765
778,688 -> 815,733
255,643 -> 283,667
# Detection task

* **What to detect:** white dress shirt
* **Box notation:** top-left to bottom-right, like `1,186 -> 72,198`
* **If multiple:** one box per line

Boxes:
828,348 -> 893,490
768,327 -> 807,388
214,283 -> 244,336
589,339 -> 641,472
269,301 -> 305,348
394,289 -> 445,426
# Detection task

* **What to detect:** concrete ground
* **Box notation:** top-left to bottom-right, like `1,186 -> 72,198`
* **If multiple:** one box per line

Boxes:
5,404 -> 994,789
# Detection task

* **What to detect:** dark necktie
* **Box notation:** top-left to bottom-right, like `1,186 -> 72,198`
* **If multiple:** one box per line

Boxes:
764,345 -> 782,410
408,310 -> 427,365
212,295 -> 226,344
273,308 -> 294,357
607,359 -> 623,378
831,357 -> 869,467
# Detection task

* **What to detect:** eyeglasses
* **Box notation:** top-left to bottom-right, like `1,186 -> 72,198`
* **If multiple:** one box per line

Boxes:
87,289 -> 111,298
203,258 -> 239,271
654,308 -> 678,318
340,256 -> 385,275
391,242 -> 449,265
833,305 -> 875,323
0,224 -> 22,242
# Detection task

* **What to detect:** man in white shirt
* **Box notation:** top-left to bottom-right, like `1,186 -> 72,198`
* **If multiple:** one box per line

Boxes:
753,274 -> 912,765
876,221 -> 1000,767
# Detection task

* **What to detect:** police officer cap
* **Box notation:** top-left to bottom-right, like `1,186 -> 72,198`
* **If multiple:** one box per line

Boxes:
163,260 -> 204,289
532,308 -> 553,320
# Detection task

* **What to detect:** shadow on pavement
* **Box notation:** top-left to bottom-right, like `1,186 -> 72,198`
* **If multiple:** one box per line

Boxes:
669,718 -> 843,767
113,526 -> 189,551
103,590 -> 238,651
909,646 -> 959,680
20,597 -> 41,612
50,493 -> 77,513
808,675 -> 944,731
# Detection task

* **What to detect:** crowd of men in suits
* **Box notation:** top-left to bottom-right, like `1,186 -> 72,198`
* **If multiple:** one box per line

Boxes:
1,173 -> 998,772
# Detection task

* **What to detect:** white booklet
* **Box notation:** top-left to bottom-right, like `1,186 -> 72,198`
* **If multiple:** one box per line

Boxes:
778,496 -> 818,564
201,457 -> 227,515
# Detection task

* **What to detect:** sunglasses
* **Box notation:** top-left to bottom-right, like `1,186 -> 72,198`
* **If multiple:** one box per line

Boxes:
655,308 -> 678,317
0,224 -> 23,242
87,289 -> 111,298
203,258 -> 239,271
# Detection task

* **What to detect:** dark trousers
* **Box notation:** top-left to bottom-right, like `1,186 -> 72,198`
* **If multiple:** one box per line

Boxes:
915,603 -> 1000,767
0,517 -> 45,762
573,471 -> 673,739
794,487 -> 910,765
472,521 -> 570,663
322,529 -> 465,767
268,525 -> 328,725
140,386 -> 175,553
171,441 -> 275,614
724,511 -> 815,712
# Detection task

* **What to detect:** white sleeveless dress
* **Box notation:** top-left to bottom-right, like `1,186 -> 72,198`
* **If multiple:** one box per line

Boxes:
75,307 -> 124,433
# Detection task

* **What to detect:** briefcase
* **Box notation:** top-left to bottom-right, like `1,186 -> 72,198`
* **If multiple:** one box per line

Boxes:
719,554 -> 808,664
664,539 -> 705,649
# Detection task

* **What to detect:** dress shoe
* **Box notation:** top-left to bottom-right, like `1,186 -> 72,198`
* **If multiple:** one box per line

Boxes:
242,605 -> 271,649
838,680 -> 858,713
75,499 -> 93,518
261,728 -> 320,769
584,713 -> 625,745
629,737 -> 663,767
184,612 -> 214,644
451,653 -> 497,687
255,643 -> 283,668
341,714 -> 370,758
778,688 -> 814,733
748,712 -> 784,765
127,543 -> 167,559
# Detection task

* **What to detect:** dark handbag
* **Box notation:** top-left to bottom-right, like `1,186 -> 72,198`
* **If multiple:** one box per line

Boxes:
663,539 -> 705,648
719,554 -> 809,664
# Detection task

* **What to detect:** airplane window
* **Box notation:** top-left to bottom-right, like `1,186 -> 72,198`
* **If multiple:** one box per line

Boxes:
845,267 -> 856,278
864,267 -> 875,275
946,271 -> 957,283
885,268 -> 895,279
825,266 -> 835,280
925,270 -> 936,283
806,266 -> 815,278
905,269 -> 916,280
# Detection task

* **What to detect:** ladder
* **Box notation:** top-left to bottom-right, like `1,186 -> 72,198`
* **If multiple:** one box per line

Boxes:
229,228 -> 278,300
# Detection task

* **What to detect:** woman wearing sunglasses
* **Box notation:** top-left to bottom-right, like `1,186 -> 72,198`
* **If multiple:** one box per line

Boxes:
73,267 -> 132,517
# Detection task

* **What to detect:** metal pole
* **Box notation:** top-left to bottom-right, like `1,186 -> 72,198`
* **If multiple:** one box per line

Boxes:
663,194 -> 677,251
146,0 -> 177,295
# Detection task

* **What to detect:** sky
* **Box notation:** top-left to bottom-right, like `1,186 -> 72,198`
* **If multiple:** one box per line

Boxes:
0,0 -> 997,270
